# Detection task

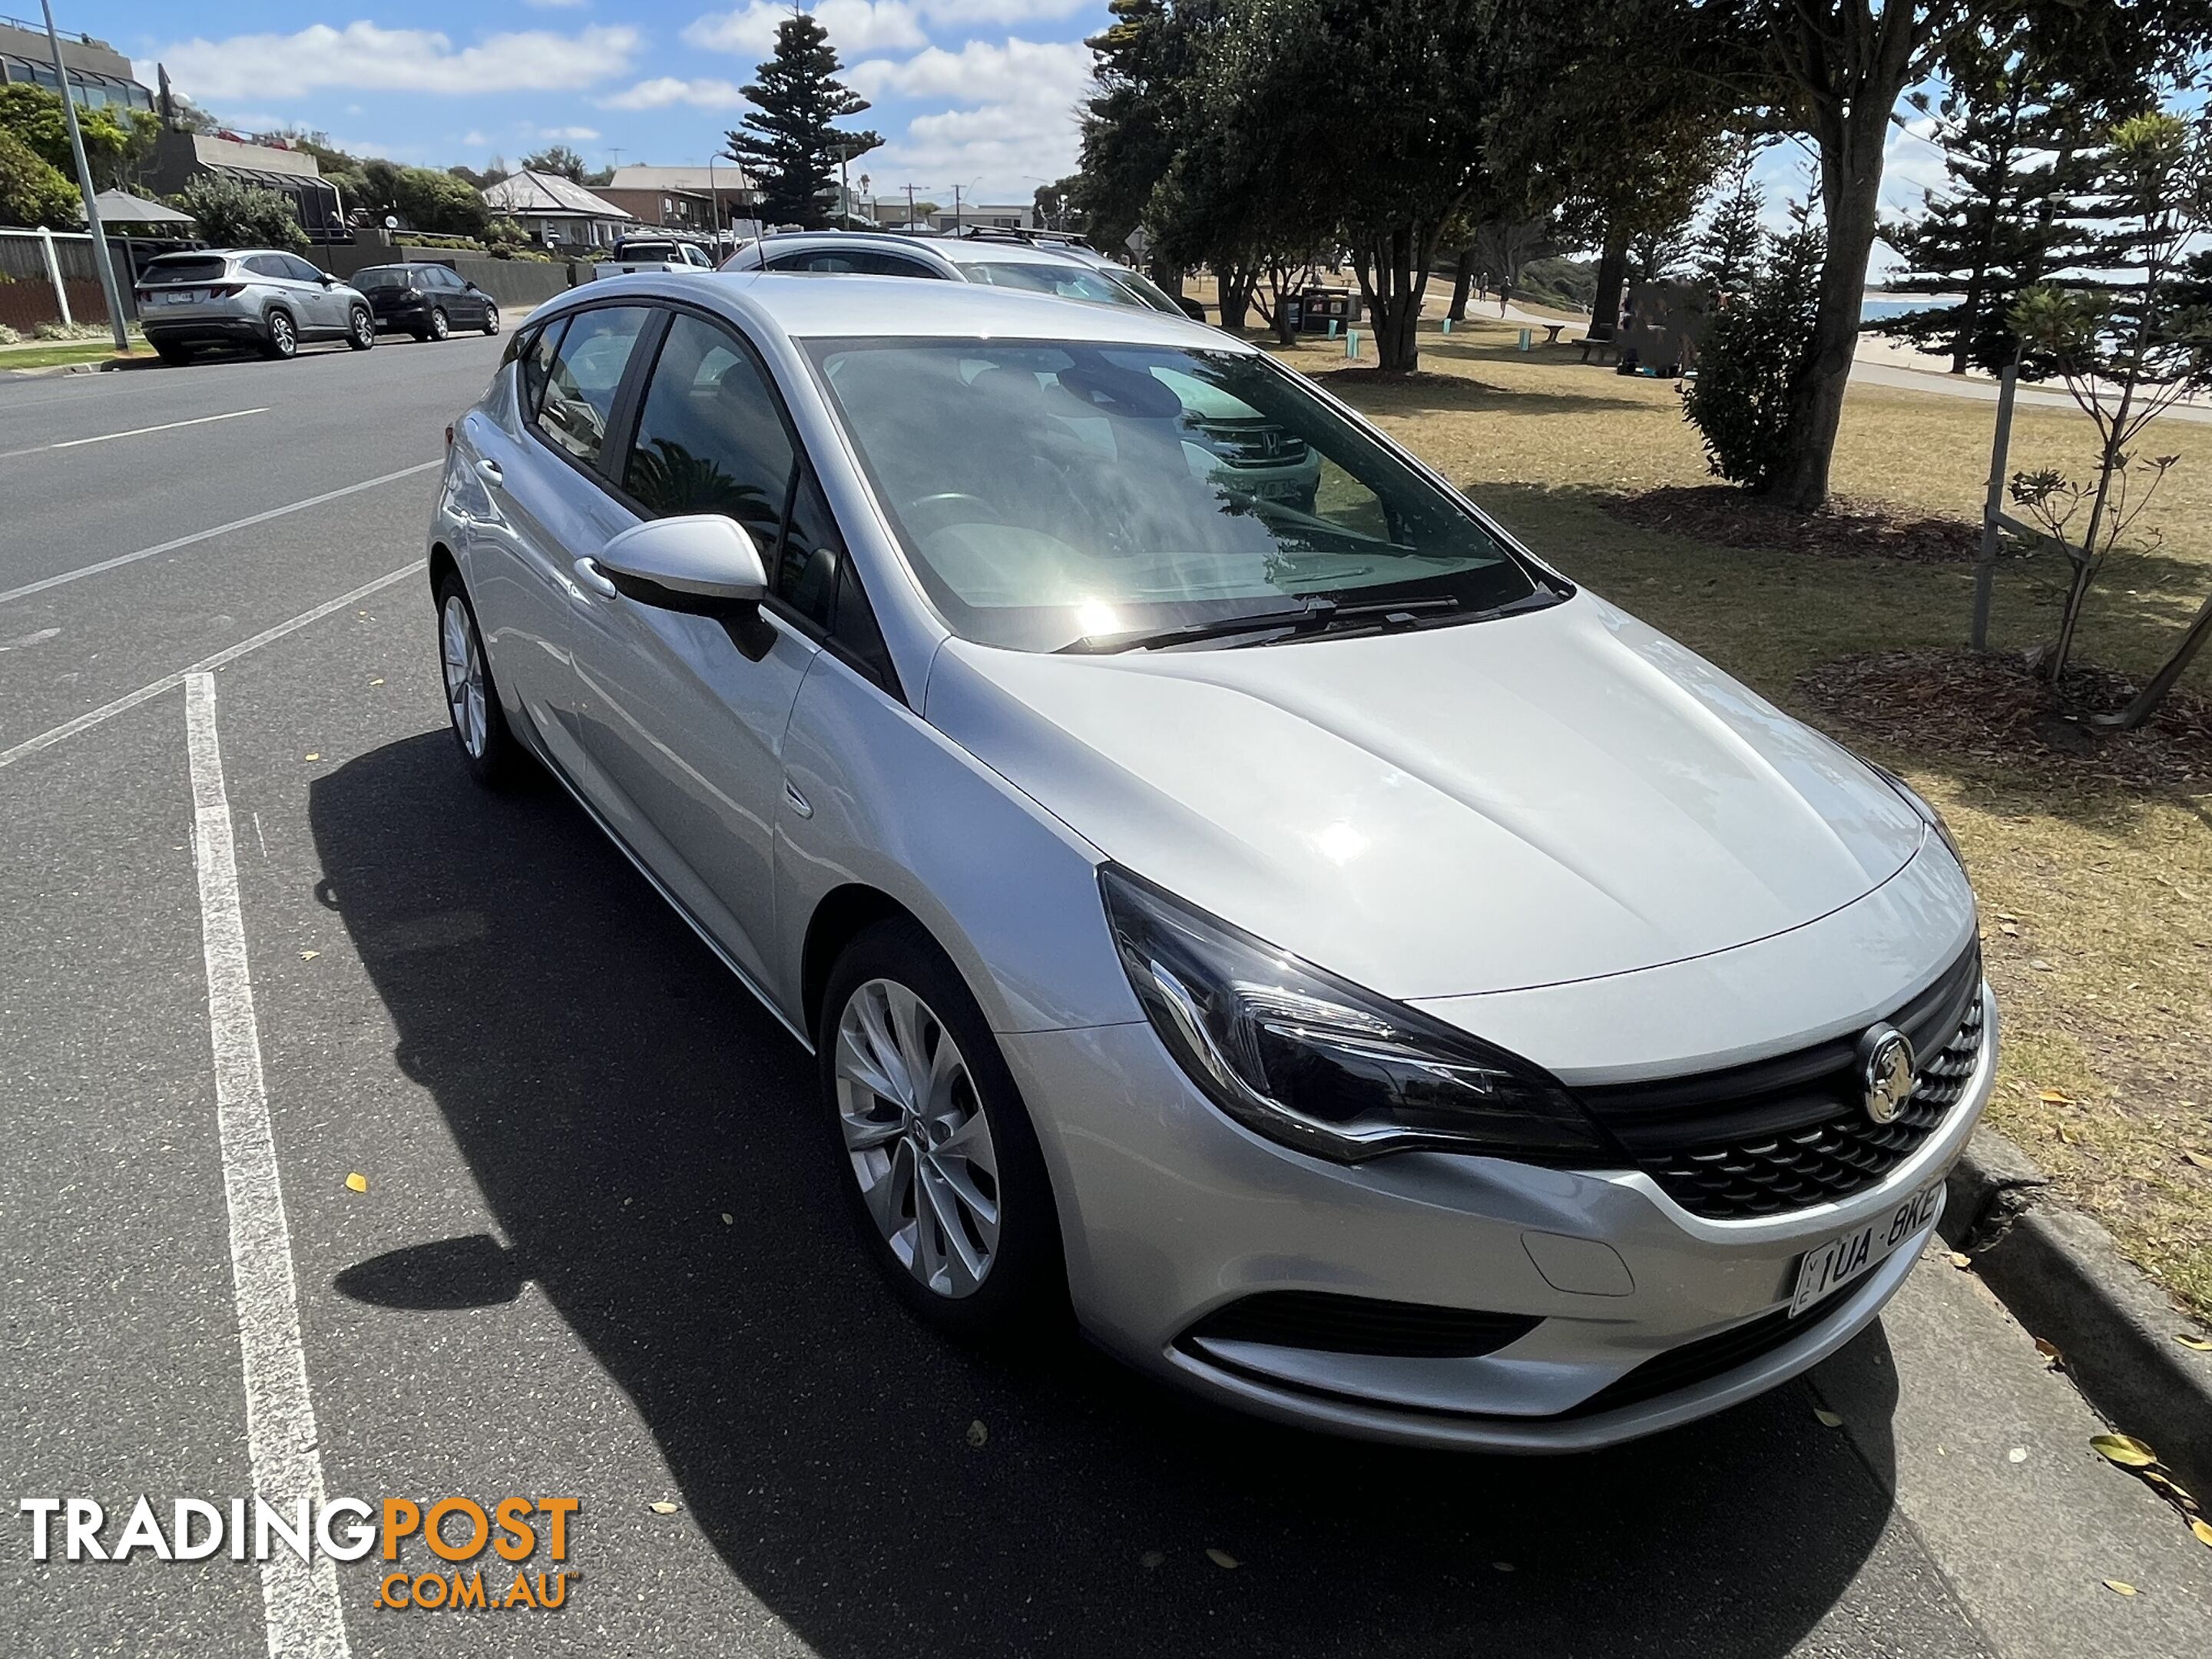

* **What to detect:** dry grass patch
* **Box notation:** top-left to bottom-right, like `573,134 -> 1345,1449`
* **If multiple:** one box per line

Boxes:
1273,314 -> 2212,1322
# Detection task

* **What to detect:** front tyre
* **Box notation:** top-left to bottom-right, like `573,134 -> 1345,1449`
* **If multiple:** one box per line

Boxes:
435,576 -> 523,787
261,310 -> 296,359
346,305 -> 376,350
820,919 -> 1065,1339
482,303 -> 501,336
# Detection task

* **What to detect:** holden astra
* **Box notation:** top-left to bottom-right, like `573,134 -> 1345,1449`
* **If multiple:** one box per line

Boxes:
429,273 -> 1994,1450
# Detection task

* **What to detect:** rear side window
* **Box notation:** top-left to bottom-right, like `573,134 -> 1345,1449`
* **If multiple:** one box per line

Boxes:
281,255 -> 325,283
243,254 -> 287,280
535,306 -> 652,469
518,318 -> 566,416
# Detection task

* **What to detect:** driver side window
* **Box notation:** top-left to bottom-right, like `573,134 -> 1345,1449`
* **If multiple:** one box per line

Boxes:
535,306 -> 651,469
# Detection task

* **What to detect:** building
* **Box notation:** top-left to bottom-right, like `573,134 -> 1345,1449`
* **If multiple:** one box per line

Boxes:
0,14 -> 154,111
598,165 -> 758,241
144,128 -> 345,241
483,169 -> 635,250
849,198 -> 1038,234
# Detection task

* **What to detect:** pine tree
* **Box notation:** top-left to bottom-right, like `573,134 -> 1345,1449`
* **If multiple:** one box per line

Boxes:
1876,42 -> 2107,376
724,13 -> 880,230
1691,146 -> 1764,296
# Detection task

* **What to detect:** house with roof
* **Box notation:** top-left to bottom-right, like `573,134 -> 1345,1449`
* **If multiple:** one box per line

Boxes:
482,170 -> 634,250
598,164 -> 758,243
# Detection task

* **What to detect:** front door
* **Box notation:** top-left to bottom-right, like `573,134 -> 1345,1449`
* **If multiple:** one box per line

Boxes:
565,308 -> 830,989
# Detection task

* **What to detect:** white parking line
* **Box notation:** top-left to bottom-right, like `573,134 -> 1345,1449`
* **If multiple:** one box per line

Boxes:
0,459 -> 439,608
0,406 -> 271,461
0,561 -> 423,772
185,673 -> 352,1659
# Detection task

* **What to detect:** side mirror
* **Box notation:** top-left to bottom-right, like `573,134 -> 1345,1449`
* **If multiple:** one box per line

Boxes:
465,281 -> 480,293
1177,296 -> 1206,322
590,514 -> 768,608
320,274 -> 337,286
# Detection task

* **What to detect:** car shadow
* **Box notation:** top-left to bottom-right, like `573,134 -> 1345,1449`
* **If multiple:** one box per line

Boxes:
310,731 -> 1910,1659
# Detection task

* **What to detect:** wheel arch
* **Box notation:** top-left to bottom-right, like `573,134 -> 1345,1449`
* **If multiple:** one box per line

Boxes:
800,883 -> 922,1045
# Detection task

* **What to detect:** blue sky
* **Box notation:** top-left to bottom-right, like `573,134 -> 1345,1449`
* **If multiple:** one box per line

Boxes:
72,0 -> 1108,204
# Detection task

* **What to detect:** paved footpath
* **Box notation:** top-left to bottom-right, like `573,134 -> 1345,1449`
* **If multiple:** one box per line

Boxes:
2,330 -> 2209,1659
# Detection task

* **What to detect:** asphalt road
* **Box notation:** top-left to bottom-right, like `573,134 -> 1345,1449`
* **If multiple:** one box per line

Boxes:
4,331 -> 2211,1659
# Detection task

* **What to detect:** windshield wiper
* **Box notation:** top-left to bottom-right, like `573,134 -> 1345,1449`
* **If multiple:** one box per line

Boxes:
1058,594 -> 1459,655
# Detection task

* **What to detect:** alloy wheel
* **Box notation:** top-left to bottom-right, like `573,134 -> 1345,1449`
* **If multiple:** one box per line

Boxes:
268,313 -> 294,356
484,305 -> 501,336
833,979 -> 1001,1299
439,594 -> 488,759
430,308 -> 449,341
350,307 -> 375,349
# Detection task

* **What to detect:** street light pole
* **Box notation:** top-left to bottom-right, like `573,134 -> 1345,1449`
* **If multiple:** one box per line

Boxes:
41,0 -> 130,354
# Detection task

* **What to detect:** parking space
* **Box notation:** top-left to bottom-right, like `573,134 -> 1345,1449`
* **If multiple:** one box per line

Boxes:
5,349 -> 2211,1659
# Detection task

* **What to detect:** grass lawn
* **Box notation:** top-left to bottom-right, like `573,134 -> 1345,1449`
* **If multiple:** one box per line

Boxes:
0,336 -> 147,373
1237,307 -> 2212,1323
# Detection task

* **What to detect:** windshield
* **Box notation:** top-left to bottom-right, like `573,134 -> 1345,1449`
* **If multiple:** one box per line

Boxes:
142,256 -> 227,285
1106,267 -> 1188,316
351,267 -> 412,288
962,261 -> 1151,309
807,339 -> 1553,652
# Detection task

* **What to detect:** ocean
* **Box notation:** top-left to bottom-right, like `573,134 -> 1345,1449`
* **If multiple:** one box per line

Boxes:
1861,295 -> 1965,323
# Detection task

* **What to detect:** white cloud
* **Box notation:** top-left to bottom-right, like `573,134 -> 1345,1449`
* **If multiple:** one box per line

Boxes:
462,130 -> 492,147
151,22 -> 641,103
684,2 -> 926,57
535,124 -> 602,141
916,0 -> 1088,21
524,0 -> 590,8
849,38 -> 1088,196
598,76 -> 749,110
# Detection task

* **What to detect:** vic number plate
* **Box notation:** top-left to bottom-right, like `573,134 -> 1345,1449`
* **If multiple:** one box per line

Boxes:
1789,1181 -> 1944,1316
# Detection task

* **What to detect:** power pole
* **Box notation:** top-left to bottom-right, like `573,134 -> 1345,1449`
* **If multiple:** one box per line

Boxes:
904,182 -> 916,228
41,0 -> 129,354
952,182 -> 962,235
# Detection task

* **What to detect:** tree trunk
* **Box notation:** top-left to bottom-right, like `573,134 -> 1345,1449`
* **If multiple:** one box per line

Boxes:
1448,247 -> 1472,322
1767,118 -> 1888,511
1589,227 -> 1629,340
1767,6 -> 1925,514
1353,223 -> 1429,373
1217,268 -> 1253,334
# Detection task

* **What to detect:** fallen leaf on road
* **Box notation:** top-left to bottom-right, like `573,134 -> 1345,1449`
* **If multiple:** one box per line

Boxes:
1999,922 -> 2019,935
2176,1333 -> 2212,1352
2183,1151 -> 2212,1171
1813,1408 -> 1843,1428
647,1502 -> 679,1515
1491,1561 -> 1515,1573
304,753 -> 320,762
343,1173 -> 367,1194
2030,959 -> 2055,972
1140,1551 -> 1164,1569
719,1213 -> 733,1226
2034,1337 -> 2062,1367
2091,1433 -> 2158,1468
2192,1518 -> 2212,1548
300,950 -> 319,961
1205,1548 -> 1239,1569
1948,1250 -> 1973,1269
2008,1447 -> 2028,1464
369,678 -> 385,687
965,1419 -> 988,1448
2038,1088 -> 2075,1104
2102,1579 -> 2137,1596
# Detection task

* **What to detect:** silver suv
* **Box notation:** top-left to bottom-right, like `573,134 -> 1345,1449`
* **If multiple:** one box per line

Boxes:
134,249 -> 376,364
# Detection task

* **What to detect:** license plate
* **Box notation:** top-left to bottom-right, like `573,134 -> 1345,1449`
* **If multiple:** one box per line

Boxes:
160,290 -> 200,304
1789,1181 -> 1944,1316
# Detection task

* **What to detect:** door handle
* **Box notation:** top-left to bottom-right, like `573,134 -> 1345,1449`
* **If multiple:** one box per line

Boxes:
474,458 -> 503,486
571,556 -> 619,598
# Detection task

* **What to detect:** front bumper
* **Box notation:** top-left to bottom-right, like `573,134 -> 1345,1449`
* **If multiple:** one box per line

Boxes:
1001,982 -> 1996,1452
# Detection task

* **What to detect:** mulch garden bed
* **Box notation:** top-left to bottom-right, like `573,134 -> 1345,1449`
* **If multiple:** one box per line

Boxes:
1608,484 -> 1986,564
1797,650 -> 2212,792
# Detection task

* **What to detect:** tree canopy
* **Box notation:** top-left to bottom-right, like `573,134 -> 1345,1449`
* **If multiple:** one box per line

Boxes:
724,12 -> 881,230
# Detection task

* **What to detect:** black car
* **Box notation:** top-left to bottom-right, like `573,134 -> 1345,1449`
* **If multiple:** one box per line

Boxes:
351,263 -> 501,341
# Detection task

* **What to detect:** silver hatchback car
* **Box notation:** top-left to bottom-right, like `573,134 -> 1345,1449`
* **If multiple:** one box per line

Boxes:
430,274 -> 1994,1451
135,247 -> 376,364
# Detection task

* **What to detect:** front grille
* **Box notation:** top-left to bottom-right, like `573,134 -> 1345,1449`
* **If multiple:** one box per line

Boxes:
1184,1290 -> 1539,1359
1563,1279 -> 1863,1417
1578,946 -> 1985,1220
1191,419 -> 1309,469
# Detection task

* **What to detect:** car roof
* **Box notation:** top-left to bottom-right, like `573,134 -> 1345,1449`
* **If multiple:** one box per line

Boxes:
562,270 -> 1241,350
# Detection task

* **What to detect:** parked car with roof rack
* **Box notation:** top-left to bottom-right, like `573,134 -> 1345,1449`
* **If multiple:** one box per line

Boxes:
134,249 -> 376,363
350,263 -> 502,341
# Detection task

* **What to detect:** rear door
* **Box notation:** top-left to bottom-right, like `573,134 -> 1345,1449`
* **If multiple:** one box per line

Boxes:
462,304 -> 656,783
564,306 -> 841,988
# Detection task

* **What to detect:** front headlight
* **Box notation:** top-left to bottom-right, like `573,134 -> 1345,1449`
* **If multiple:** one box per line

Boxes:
1869,763 -> 1966,869
1099,865 -> 1611,1165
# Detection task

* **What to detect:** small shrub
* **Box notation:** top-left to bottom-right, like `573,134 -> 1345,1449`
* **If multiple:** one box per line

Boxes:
32,320 -> 108,340
0,322 -> 21,344
1682,205 -> 1826,493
